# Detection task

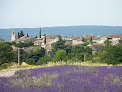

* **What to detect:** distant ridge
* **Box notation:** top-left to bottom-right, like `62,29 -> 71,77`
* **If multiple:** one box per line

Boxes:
0,25 -> 122,41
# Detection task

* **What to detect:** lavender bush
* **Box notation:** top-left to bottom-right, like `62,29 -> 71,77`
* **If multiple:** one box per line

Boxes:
0,66 -> 122,92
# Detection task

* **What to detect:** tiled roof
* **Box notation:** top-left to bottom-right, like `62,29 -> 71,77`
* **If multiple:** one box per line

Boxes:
34,40 -> 43,44
15,36 -> 37,42
64,38 -> 72,40
88,43 -> 104,51
46,39 -> 54,43
71,36 -> 82,40
46,35 -> 58,39
92,36 -> 101,40
15,36 -> 31,42
106,34 -> 122,38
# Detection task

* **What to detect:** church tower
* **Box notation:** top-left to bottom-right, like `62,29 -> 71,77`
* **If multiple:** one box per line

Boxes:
11,30 -> 16,41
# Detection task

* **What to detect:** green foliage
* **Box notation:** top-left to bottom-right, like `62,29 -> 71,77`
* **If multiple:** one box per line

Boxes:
0,43 -> 16,65
44,34 -> 46,44
52,35 -> 66,54
51,42 -> 56,48
27,33 -> 29,37
26,47 -> 45,64
40,28 -> 41,38
14,41 -> 34,48
90,37 -> 92,42
20,30 -> 24,37
93,43 -> 122,65
35,35 -> 37,38
71,45 -> 92,61
4,41 -> 16,46
54,50 -> 68,62
70,57 -> 79,63
26,58 -> 35,65
18,32 -> 20,38
81,41 -> 90,47
104,40 -> 112,46
37,55 -> 52,65
0,63 -> 9,69
82,37 -> 84,41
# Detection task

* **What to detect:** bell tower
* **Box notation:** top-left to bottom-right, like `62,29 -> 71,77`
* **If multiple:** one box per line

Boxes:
11,30 -> 16,41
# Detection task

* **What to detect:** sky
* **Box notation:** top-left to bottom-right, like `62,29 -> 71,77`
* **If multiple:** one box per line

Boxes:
0,0 -> 122,29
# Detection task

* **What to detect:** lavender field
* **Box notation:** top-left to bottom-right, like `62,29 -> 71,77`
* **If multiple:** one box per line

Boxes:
0,66 -> 122,92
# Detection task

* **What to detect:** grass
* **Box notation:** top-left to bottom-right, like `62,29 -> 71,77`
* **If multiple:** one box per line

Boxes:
0,61 -> 122,73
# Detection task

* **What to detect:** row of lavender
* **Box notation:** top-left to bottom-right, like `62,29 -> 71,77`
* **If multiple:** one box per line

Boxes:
0,66 -> 122,92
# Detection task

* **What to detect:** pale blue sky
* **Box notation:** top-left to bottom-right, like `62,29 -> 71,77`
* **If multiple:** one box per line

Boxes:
0,0 -> 122,28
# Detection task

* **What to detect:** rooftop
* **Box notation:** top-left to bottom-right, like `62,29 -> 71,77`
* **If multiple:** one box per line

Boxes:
106,34 -> 122,38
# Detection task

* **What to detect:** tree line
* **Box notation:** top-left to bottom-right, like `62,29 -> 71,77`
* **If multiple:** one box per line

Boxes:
0,35 -> 122,67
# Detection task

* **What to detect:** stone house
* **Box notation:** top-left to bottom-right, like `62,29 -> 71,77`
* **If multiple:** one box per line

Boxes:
64,38 -> 72,45
105,34 -> 122,45
92,36 -> 103,43
44,44 -> 53,57
119,38 -> 122,44
88,43 -> 104,55
71,36 -> 84,45
15,36 -> 37,43
34,40 -> 44,46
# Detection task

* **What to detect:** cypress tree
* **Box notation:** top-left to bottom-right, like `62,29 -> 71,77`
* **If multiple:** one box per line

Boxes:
35,35 -> 38,38
27,33 -> 29,37
20,30 -> 24,37
90,37 -> 92,42
18,32 -> 20,38
40,28 -> 41,38
44,34 -> 46,44
82,37 -> 84,41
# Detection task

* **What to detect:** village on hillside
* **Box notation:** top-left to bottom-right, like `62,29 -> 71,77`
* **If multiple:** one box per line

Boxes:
0,30 -> 121,56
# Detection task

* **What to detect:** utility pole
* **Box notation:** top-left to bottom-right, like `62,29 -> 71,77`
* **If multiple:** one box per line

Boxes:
84,53 -> 86,62
18,48 -> 20,66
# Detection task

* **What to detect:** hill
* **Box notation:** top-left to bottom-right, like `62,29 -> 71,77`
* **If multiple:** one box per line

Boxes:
0,25 -> 122,41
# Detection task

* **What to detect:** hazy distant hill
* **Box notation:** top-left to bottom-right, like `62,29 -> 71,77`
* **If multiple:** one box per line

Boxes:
0,25 -> 122,41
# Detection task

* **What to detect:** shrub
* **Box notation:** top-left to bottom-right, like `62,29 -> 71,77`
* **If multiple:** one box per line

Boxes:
70,57 -> 79,63
26,58 -> 35,65
54,50 -> 68,62
37,55 -> 52,65
0,43 -> 15,65
1,63 -> 9,69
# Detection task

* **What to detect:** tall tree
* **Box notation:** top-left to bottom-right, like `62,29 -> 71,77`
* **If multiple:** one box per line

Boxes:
44,34 -> 46,44
20,30 -> 24,37
0,43 -> 16,65
54,50 -> 68,62
27,33 -> 29,37
94,43 -> 122,65
51,35 -> 66,52
40,28 -> 41,38
90,37 -> 92,42
35,35 -> 38,38
82,37 -> 84,41
18,32 -> 20,38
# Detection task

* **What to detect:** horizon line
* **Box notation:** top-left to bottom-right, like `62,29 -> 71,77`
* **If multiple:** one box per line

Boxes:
0,24 -> 122,29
